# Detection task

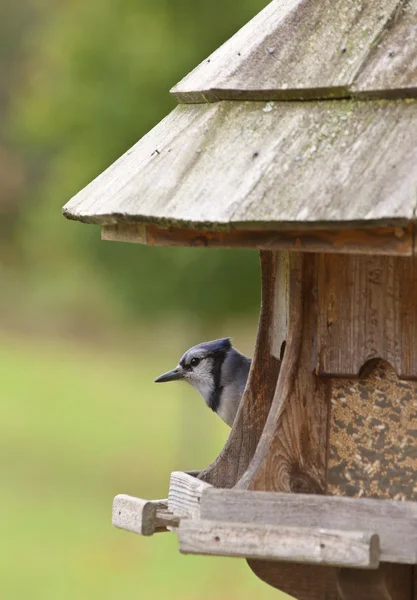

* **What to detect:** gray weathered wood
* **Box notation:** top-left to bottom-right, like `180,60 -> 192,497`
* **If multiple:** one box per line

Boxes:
178,519 -> 380,569
63,100 -> 417,233
353,0 -> 417,98
168,471 -> 212,519
112,495 -> 157,536
171,0 -> 408,102
201,489 -> 417,564
112,496 -> 179,534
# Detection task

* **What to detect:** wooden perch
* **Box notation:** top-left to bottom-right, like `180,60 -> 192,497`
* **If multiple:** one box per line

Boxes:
178,519 -> 380,569
201,489 -> 417,564
112,495 -> 178,536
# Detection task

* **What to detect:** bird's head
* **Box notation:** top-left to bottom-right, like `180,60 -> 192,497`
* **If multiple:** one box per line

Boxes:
154,338 -> 232,401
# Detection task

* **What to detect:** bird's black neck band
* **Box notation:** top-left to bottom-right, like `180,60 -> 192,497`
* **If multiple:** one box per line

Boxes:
208,349 -> 227,413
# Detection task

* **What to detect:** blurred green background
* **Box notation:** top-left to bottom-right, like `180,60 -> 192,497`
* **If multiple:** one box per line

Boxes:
0,0 -> 290,598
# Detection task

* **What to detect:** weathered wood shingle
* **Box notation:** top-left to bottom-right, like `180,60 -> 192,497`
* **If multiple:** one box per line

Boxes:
63,0 -> 417,239
63,99 -> 417,230
171,0 -> 416,102
353,0 -> 417,97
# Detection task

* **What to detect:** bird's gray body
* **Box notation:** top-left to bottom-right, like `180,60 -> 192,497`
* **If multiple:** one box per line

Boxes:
215,347 -> 251,425
154,338 -> 251,427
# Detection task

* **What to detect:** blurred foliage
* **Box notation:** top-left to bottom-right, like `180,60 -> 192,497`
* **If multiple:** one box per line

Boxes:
0,5 -> 290,598
0,333 -> 287,600
2,0 -> 269,330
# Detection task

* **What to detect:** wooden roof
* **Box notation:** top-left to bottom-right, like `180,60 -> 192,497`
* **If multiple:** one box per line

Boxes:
171,0 -> 417,102
63,0 -> 417,248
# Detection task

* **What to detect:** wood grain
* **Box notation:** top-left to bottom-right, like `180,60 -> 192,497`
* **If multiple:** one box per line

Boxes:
237,253 -> 329,493
317,255 -> 417,378
353,0 -> 417,98
197,251 -> 281,487
201,489 -> 417,564
102,223 -> 413,256
171,0 -> 406,102
178,519 -> 380,569
325,253 -> 417,599
63,100 -> 417,232
167,471 -> 211,519
233,253 -> 331,598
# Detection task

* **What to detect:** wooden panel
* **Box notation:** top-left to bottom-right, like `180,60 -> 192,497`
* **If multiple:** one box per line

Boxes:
337,564 -> 413,600
353,0 -> 417,98
324,253 -> 417,598
167,471 -> 211,519
248,562 -> 340,600
63,100 -> 417,231
170,0 -> 403,102
237,253 -> 329,493
102,223 -> 413,256
178,519 -> 380,569
318,255 -> 417,378
328,360 -> 417,501
197,251 -> 282,487
414,567 -> 417,600
201,489 -> 417,564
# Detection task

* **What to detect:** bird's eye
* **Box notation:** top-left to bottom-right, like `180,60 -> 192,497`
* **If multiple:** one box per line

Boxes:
190,357 -> 200,368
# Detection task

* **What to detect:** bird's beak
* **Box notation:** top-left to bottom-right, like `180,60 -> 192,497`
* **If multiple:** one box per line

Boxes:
154,366 -> 184,383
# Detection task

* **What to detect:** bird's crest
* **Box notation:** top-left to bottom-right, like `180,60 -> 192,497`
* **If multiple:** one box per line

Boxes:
196,337 -> 232,355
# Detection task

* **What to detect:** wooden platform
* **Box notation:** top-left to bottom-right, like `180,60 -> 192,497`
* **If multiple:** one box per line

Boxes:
112,471 -> 417,570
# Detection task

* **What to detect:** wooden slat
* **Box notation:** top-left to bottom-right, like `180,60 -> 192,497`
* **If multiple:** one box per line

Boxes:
201,489 -> 417,564
112,495 -> 177,536
102,223 -> 413,256
197,251 -> 282,487
178,519 -> 380,569
353,0 -> 417,98
167,471 -> 212,519
63,100 -> 417,233
170,0 -> 403,102
317,255 -> 417,378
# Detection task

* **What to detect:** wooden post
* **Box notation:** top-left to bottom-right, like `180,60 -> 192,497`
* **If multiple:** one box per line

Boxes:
231,252 -> 417,599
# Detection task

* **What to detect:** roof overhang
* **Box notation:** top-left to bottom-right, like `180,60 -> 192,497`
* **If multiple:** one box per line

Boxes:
63,0 -> 417,255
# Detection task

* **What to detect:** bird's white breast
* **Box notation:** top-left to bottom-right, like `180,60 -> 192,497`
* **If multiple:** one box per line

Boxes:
216,395 -> 238,427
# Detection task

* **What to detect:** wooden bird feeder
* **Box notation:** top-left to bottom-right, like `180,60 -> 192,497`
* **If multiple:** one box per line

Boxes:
63,0 -> 417,597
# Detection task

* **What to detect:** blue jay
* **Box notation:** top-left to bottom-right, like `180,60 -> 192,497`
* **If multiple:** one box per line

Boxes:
154,338 -> 251,427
